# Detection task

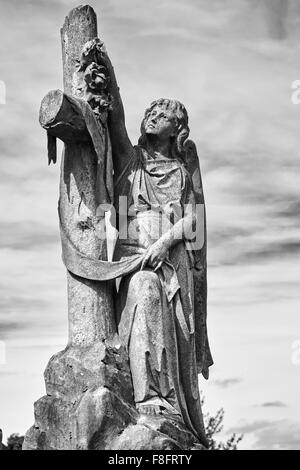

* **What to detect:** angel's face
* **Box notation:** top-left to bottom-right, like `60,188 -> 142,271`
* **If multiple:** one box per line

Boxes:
144,106 -> 177,140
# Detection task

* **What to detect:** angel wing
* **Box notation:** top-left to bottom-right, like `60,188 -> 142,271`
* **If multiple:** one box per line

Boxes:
184,139 -> 213,379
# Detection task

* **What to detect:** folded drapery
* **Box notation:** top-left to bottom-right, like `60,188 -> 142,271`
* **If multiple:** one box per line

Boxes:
60,215 -> 180,302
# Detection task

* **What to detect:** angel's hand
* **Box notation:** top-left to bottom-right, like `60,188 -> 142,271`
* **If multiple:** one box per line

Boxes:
96,41 -> 113,69
78,38 -> 112,73
141,240 -> 169,271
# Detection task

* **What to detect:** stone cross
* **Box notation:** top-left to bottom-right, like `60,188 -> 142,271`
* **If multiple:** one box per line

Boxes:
23,5 -> 207,451
23,6 -> 135,450
40,6 -> 115,345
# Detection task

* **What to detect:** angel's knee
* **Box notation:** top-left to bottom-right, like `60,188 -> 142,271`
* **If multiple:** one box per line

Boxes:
129,270 -> 161,298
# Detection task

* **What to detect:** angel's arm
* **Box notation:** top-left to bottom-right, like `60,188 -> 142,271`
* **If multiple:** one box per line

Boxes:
159,184 -> 202,249
100,51 -> 134,177
141,179 -> 204,270
140,206 -> 201,270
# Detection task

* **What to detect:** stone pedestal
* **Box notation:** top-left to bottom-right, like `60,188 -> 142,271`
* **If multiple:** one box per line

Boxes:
23,337 -> 203,450
23,337 -> 136,450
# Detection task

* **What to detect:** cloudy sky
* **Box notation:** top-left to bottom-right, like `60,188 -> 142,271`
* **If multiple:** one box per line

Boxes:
0,0 -> 300,450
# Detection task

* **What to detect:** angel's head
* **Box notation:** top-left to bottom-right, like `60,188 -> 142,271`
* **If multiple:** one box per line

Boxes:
138,99 -> 189,160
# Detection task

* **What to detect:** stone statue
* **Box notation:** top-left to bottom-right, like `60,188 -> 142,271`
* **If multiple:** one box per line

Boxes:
23,5 -> 212,451
99,49 -> 213,444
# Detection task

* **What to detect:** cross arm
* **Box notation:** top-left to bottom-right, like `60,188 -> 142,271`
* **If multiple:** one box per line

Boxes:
39,89 -> 91,164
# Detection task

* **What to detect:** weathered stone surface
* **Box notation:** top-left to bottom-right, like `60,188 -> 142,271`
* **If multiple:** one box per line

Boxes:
39,89 -> 92,145
137,414 -> 200,449
24,4 -> 210,451
110,414 -> 204,451
61,5 -> 97,96
23,5 -> 120,450
24,388 -> 137,450
44,339 -> 133,404
24,396 -> 203,451
110,424 -> 182,451
105,412 -> 206,450
23,329 -> 203,450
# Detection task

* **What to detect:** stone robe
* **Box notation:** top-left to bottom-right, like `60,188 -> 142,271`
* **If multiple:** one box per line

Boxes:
113,146 -> 207,444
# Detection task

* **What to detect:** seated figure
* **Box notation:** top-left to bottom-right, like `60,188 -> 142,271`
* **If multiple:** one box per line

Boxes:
100,49 -> 213,446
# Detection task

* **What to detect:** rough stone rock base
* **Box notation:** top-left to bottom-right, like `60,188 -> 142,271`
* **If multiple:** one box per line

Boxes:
23,387 -> 137,450
110,414 -> 206,450
23,337 -> 205,450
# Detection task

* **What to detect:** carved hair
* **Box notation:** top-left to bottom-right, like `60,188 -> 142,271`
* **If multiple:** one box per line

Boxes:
138,98 -> 190,160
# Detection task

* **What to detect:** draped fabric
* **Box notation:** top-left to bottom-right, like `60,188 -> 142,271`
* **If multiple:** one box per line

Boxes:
59,143 -> 212,445
71,96 -> 114,206
112,146 -> 208,444
184,140 -> 213,379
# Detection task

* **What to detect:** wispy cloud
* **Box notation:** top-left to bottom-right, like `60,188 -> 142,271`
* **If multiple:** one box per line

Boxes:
229,420 -> 274,434
214,378 -> 243,389
231,419 -> 300,450
260,401 -> 287,408
254,420 -> 300,450
0,321 -> 21,338
0,222 -> 58,250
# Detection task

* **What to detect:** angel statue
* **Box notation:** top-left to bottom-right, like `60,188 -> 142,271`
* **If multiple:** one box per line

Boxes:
92,43 -> 214,446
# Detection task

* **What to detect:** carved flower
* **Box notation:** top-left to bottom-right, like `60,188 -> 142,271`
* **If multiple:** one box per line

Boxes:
77,38 -> 105,72
82,38 -> 103,58
84,62 -> 108,93
88,93 -> 113,116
